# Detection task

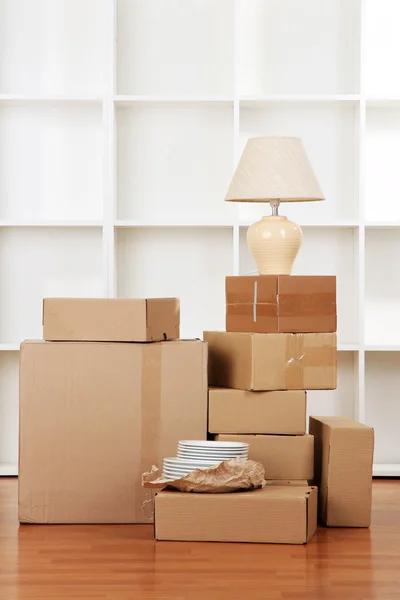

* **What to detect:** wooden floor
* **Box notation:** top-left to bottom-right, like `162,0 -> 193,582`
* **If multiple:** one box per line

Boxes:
1,479 -> 400,600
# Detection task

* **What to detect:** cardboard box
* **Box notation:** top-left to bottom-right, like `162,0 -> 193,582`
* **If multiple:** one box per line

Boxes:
208,388 -> 306,435
309,416 -> 374,527
19,339 -> 207,524
155,485 -> 318,544
204,331 -> 337,391
216,434 -> 314,480
43,297 -> 180,342
226,275 -> 336,334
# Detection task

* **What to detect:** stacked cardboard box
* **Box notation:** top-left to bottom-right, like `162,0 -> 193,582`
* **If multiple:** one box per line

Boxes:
209,388 -> 313,480
165,275 -> 333,544
205,275 -> 337,481
155,276 -> 336,545
18,291 -> 374,539
19,298 -> 208,524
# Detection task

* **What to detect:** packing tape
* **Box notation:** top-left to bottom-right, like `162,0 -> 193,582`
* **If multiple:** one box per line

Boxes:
285,334 -> 306,389
140,343 -> 162,522
285,335 -> 337,388
226,303 -> 276,318
227,289 -> 335,329
253,281 -> 258,322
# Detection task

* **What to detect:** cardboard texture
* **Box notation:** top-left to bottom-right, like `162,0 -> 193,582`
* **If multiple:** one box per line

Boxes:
43,297 -> 180,342
19,339 -> 207,524
226,275 -> 336,334
208,388 -> 306,435
154,485 -> 318,544
216,434 -> 314,480
309,416 -> 374,527
204,331 -> 337,391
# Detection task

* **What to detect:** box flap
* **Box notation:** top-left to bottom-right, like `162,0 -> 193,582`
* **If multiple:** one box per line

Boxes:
278,275 -> 336,302
146,297 -> 180,341
311,415 -> 372,430
226,276 -> 278,304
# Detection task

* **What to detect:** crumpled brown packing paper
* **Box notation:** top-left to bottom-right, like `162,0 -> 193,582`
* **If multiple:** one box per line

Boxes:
142,457 -> 266,493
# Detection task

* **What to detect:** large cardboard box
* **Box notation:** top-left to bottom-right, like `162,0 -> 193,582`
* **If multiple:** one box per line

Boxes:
19,339 -> 207,524
43,297 -> 180,342
226,275 -> 336,334
216,434 -> 314,480
155,485 -> 318,544
204,331 -> 337,391
309,416 -> 374,527
208,388 -> 306,435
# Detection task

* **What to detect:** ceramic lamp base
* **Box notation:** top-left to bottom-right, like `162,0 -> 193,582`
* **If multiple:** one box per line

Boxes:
247,215 -> 302,275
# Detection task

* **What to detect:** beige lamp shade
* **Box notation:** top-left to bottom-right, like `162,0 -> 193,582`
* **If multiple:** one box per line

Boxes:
225,137 -> 324,203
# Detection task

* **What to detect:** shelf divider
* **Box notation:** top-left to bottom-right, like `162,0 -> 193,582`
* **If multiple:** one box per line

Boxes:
0,463 -> 18,477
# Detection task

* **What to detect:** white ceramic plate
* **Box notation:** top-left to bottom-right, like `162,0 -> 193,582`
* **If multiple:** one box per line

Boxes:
163,457 -> 218,468
178,440 -> 248,449
176,458 -> 246,463
162,470 -> 218,479
163,462 -> 217,471
177,452 -> 247,458
164,456 -> 216,464
162,467 -> 217,475
177,449 -> 248,455
163,466 -> 217,474
162,472 -> 187,479
178,448 -> 249,456
178,452 -> 248,463
178,445 -> 248,451
162,467 -> 193,474
176,453 -> 247,460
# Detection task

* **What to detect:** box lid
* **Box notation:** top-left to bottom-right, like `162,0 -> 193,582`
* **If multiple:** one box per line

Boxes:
226,275 -> 336,307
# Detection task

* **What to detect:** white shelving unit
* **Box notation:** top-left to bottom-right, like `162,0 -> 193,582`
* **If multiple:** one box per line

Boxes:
0,0 -> 398,476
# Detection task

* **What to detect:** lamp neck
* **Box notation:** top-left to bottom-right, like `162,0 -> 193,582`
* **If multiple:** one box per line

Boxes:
270,199 -> 280,216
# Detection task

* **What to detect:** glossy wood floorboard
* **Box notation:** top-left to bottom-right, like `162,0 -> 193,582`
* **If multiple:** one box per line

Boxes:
1,479 -> 400,600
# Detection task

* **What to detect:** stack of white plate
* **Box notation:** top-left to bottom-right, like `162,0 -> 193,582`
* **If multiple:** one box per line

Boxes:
163,457 -> 216,480
162,440 -> 249,479
178,440 -> 249,461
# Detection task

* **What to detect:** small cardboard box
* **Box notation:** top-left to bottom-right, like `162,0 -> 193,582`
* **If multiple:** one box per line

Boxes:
19,339 -> 207,524
204,331 -> 337,391
216,434 -> 314,480
155,485 -> 318,544
43,297 -> 180,342
208,388 -> 306,435
226,275 -> 336,334
309,416 -> 374,527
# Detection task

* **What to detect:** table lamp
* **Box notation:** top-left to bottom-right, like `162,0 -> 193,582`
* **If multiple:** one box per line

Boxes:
225,137 -> 324,275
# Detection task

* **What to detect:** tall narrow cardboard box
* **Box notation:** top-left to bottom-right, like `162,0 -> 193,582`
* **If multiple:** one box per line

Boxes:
309,416 -> 374,527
